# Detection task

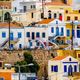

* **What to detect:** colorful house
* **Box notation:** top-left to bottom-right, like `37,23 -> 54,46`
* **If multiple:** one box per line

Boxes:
48,55 -> 80,80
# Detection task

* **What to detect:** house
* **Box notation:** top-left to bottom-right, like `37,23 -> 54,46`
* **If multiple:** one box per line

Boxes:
0,18 -> 66,50
0,1 -> 12,22
0,68 -> 15,80
48,55 -> 80,80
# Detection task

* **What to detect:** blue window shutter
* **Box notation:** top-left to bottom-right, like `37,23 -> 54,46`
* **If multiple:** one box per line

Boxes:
64,65 -> 67,72
26,32 -> 30,37
74,65 -> 77,72
2,32 -> 6,38
36,32 -> 40,38
18,32 -> 22,38
51,27 -> 54,33
54,66 -> 58,72
67,30 -> 70,37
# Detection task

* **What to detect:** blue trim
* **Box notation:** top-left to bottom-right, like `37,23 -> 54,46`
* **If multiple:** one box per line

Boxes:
63,62 -> 78,64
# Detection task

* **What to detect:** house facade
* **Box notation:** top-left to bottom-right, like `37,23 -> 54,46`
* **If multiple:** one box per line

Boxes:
0,19 -> 66,50
48,56 -> 80,80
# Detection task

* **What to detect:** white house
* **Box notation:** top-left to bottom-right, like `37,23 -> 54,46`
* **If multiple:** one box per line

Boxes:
0,19 -> 66,50
48,56 -> 80,80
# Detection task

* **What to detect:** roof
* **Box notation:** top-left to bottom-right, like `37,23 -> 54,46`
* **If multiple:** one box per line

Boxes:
51,56 -> 67,61
0,22 -> 23,28
38,19 -> 54,24
0,1 -> 11,9
44,1 -> 69,6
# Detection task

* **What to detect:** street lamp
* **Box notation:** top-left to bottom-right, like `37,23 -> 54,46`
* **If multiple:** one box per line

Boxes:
4,12 -> 12,50
14,63 -> 34,80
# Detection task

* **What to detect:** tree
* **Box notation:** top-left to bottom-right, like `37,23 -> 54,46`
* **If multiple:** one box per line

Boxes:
15,51 -> 40,74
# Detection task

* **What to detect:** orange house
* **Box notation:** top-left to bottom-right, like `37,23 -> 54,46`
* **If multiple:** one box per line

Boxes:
0,69 -> 15,80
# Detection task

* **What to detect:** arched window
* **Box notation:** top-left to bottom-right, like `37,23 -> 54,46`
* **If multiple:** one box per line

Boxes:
59,13 -> 62,21
54,13 -> 57,19
67,16 -> 70,21
48,10 -> 52,19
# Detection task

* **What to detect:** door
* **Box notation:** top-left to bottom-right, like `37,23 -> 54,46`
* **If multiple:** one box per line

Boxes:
56,27 -> 59,36
10,33 -> 14,40
68,65 -> 73,76
19,44 -> 22,49
32,32 -> 35,40
10,44 -> 13,49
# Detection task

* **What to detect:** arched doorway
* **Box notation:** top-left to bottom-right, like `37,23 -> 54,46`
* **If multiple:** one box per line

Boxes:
68,65 -> 73,76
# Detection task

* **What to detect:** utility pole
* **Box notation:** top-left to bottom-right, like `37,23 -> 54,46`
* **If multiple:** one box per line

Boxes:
71,21 -> 74,50
4,12 -> 12,50
42,0 -> 45,19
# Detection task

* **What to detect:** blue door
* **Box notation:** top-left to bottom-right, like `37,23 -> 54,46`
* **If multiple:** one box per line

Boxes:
68,65 -> 73,76
10,33 -> 14,40
10,44 -> 13,49
56,27 -> 59,36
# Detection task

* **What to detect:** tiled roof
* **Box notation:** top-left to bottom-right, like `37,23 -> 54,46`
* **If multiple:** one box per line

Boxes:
51,56 -> 67,60
38,19 -> 54,24
44,1 -> 69,6
0,22 -> 23,28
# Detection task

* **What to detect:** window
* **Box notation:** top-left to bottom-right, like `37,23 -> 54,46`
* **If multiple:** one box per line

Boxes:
26,32 -> 30,37
42,32 -> 45,38
54,13 -> 57,18
72,30 -> 74,37
0,62 -> 2,67
36,32 -> 40,38
51,27 -> 54,33
67,16 -> 70,21
67,30 -> 70,36
64,65 -> 67,72
59,13 -> 62,21
10,44 -> 13,48
19,44 -> 22,49
69,58 -> 72,61
23,6 -> 27,12
77,30 -> 80,38
18,32 -> 22,38
2,32 -> 6,38
56,27 -> 59,36
66,10 -> 68,13
74,65 -> 77,72
41,13 -> 44,19
31,5 -> 33,9
78,54 -> 80,58
75,16 -> 78,20
54,65 -> 58,72
14,7 -> 17,12
33,5 -> 35,8
31,12 -> 34,18
61,27 -> 64,36
48,12 -> 52,19
51,65 -> 54,72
